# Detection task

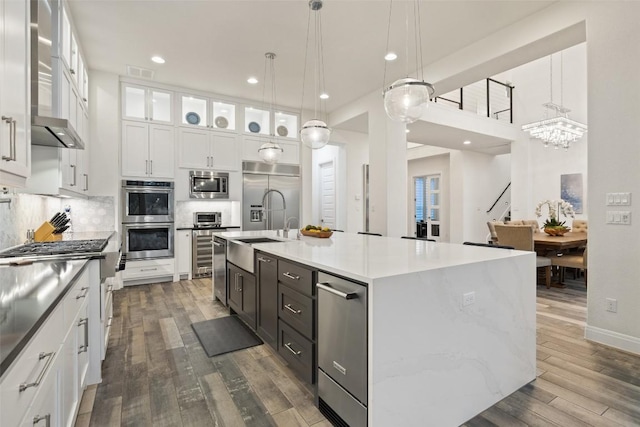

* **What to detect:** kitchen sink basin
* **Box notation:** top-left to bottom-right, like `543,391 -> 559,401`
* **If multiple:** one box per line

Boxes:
235,237 -> 284,244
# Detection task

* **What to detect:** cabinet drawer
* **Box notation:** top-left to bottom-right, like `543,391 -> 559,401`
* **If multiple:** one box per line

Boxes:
122,259 -> 175,280
278,260 -> 314,297
63,269 -> 90,325
278,321 -> 314,384
278,284 -> 314,339
0,307 -> 63,427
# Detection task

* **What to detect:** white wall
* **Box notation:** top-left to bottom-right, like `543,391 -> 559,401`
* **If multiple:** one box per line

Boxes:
584,3 -> 640,353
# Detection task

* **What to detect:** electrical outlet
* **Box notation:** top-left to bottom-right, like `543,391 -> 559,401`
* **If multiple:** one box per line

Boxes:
462,291 -> 475,307
606,298 -> 618,313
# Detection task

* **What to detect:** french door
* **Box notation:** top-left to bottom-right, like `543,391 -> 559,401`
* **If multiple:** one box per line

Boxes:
414,174 -> 441,240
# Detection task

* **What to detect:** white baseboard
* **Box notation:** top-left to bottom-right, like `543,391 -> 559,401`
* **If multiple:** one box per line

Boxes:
585,325 -> 640,355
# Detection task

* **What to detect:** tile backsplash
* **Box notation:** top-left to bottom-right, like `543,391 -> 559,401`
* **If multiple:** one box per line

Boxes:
0,193 -> 115,249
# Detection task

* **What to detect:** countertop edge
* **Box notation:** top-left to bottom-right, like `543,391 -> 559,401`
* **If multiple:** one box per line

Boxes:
0,259 -> 91,378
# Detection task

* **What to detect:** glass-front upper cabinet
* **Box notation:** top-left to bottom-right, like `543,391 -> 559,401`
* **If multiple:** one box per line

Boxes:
244,107 -> 270,135
213,101 -> 235,130
180,96 -> 236,131
181,95 -> 208,127
274,112 -> 298,139
122,84 -> 173,123
60,6 -> 72,69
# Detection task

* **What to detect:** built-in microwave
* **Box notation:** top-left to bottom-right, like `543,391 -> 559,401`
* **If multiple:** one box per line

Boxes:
190,171 -> 229,199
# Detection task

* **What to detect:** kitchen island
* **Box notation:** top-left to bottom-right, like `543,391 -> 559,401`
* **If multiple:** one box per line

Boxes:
215,230 -> 536,427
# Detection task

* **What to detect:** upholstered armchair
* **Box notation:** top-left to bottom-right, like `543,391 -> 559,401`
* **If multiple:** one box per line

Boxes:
494,224 -> 552,288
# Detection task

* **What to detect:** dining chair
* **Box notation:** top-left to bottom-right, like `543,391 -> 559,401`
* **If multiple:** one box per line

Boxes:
572,219 -> 588,233
486,221 -> 504,244
401,236 -> 436,242
358,232 -> 382,236
551,247 -> 588,287
494,225 -> 552,288
463,242 -> 514,250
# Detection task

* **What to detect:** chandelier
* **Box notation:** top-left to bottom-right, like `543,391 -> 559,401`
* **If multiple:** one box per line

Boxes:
522,52 -> 587,150
382,0 -> 435,123
257,52 -> 284,164
299,0 -> 331,149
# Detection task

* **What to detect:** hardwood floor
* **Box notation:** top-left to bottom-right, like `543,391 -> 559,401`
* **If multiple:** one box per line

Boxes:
79,277 -> 640,427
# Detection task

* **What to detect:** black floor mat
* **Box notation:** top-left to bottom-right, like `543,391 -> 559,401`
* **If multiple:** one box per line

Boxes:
191,315 -> 262,357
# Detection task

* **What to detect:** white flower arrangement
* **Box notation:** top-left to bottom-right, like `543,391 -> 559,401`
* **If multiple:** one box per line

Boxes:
535,199 -> 575,228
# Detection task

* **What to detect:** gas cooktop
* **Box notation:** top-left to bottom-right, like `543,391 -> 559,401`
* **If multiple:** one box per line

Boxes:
0,239 -> 108,258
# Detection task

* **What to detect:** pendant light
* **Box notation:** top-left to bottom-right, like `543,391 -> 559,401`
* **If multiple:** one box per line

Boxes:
258,52 -> 284,164
522,52 -> 587,150
300,0 -> 331,149
382,0 -> 435,123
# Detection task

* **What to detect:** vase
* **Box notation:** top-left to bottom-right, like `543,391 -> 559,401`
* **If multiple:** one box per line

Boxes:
544,226 -> 569,236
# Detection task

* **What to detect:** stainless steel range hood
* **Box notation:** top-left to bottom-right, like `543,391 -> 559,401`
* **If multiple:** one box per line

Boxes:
30,0 -> 84,149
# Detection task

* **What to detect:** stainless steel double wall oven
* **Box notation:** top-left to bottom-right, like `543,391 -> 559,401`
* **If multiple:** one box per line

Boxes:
121,180 -> 174,260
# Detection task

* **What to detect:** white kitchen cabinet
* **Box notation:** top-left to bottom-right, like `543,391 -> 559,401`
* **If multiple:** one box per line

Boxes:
242,136 -> 300,165
0,0 -> 30,187
122,83 -> 173,124
176,229 -> 192,280
122,121 -> 174,178
28,145 -> 90,197
178,127 -> 239,171
20,352 -> 62,427
180,94 -> 236,130
122,258 -> 176,285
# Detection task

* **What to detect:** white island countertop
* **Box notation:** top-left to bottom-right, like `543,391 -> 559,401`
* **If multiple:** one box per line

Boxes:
215,229 -> 531,283
216,230 -> 536,426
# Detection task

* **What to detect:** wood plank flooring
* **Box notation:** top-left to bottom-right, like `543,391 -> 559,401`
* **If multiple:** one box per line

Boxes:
78,276 -> 640,427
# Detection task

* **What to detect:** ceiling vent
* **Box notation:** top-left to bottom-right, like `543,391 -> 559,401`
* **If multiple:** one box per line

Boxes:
126,65 -> 155,80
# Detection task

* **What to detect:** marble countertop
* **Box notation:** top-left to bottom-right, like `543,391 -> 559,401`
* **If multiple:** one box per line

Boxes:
215,230 -> 531,282
0,259 -> 89,377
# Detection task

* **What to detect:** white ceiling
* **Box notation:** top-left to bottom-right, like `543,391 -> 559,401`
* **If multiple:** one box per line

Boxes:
407,121 -> 512,155
69,0 -> 554,115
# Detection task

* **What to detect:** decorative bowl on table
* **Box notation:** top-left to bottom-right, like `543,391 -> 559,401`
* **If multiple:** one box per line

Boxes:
543,226 -> 570,236
300,229 -> 333,238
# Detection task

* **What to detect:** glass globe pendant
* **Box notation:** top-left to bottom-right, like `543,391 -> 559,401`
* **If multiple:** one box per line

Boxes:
258,141 -> 283,165
384,77 -> 434,123
301,119 -> 331,149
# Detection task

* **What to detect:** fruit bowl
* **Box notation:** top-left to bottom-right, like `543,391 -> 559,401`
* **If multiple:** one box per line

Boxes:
300,229 -> 333,238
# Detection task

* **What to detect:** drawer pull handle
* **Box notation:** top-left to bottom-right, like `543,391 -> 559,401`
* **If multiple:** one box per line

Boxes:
19,352 -> 55,392
78,317 -> 89,353
107,316 -> 113,328
283,272 -> 300,280
257,257 -> 272,263
284,304 -> 301,315
107,284 -> 114,293
33,414 -> 50,426
317,283 -> 358,300
76,286 -> 89,299
140,267 -> 158,272
213,241 -> 223,247
284,343 -> 301,356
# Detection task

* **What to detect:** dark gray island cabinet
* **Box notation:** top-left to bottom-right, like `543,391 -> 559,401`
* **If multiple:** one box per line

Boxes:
255,251 -> 317,385
227,262 -> 257,330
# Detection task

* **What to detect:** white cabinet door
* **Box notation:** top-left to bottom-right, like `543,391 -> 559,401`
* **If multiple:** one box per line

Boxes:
122,84 -> 173,124
121,121 -> 150,177
60,6 -> 72,69
241,136 -> 264,162
211,132 -> 239,171
178,127 -> 210,169
150,89 -> 172,123
20,353 -> 61,427
176,230 -> 192,277
60,148 -> 77,191
279,140 -> 300,165
0,0 -> 30,185
148,124 -> 174,178
61,325 -> 78,427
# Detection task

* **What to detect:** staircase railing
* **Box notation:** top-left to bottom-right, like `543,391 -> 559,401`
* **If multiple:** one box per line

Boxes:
435,78 -> 515,124
486,182 -> 511,215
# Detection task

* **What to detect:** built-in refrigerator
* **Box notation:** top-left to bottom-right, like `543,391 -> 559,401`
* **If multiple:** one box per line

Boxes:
242,161 -> 300,231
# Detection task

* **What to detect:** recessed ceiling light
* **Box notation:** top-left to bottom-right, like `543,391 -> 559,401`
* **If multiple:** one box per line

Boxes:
385,52 -> 398,61
405,129 -> 410,133
279,119 -> 287,123
247,77 -> 258,84
463,140 -> 471,145
151,56 -> 165,64
221,109 -> 228,113
319,93 -> 329,99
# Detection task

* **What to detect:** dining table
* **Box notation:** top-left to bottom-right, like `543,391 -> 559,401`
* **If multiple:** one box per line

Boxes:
533,231 -> 588,254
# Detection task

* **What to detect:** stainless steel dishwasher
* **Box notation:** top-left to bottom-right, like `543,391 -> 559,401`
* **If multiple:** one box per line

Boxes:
213,237 -> 227,305
317,272 -> 368,427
